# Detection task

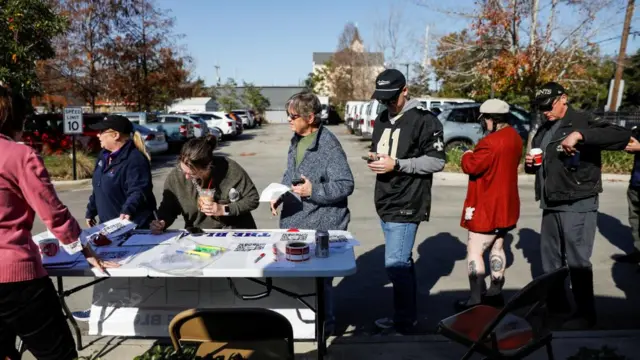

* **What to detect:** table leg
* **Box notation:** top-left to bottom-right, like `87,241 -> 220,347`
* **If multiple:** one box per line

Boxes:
57,276 -> 83,351
315,277 -> 326,359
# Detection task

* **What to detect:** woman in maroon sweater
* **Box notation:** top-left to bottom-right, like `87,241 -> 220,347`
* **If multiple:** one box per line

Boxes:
0,87 -> 118,360
456,99 -> 523,311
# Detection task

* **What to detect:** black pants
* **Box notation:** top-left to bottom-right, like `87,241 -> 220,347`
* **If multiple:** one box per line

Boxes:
0,277 -> 77,360
540,210 -> 597,321
627,186 -> 640,253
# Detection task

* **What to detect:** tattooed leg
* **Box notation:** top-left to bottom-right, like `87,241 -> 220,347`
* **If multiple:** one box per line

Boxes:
466,231 -> 491,304
487,236 -> 506,296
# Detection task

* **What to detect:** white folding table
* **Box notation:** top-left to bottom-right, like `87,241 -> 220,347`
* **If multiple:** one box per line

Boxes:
36,229 -> 358,360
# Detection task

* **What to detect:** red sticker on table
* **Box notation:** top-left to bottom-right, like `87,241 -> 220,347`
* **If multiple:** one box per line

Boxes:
287,228 -> 300,232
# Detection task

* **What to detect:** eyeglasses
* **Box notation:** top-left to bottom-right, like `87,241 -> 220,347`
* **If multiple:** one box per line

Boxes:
99,129 -> 116,135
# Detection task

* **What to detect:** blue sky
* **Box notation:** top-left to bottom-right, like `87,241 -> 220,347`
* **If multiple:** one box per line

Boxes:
157,0 -> 639,87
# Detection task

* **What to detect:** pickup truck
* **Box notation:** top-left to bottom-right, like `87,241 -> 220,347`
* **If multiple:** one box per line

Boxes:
143,114 -> 195,150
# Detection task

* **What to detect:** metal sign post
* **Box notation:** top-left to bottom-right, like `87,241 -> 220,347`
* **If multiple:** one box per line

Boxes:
63,107 -> 83,180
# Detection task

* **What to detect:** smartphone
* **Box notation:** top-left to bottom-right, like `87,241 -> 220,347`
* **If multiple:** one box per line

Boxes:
362,155 -> 379,162
291,178 -> 305,186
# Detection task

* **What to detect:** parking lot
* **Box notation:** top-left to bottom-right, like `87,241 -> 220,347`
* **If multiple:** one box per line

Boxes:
37,123 -> 640,337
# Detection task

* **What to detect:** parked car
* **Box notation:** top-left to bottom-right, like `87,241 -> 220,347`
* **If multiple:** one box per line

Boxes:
232,109 -> 256,129
113,112 -> 157,125
192,112 -> 237,138
132,123 -> 168,155
414,97 -> 476,113
185,114 -> 210,138
22,113 -> 107,154
227,112 -> 244,135
144,114 -> 195,151
437,103 -> 531,151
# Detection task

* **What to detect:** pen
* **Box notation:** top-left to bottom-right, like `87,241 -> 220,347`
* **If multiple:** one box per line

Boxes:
153,210 -> 159,221
176,249 -> 211,258
254,253 -> 266,263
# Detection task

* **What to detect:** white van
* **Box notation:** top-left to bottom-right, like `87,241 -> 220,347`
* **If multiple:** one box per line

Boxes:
354,102 -> 370,136
360,100 -> 386,140
344,101 -> 365,133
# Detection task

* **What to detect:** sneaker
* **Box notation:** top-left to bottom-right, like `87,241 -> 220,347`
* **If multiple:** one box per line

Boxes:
611,251 -> 640,264
374,317 -> 395,330
374,317 -> 418,333
72,309 -> 91,322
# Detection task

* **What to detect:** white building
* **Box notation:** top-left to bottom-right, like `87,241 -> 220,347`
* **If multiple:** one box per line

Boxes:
168,97 -> 219,113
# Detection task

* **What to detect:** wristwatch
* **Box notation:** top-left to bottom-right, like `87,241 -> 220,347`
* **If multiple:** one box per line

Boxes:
394,159 -> 400,171
223,205 -> 230,216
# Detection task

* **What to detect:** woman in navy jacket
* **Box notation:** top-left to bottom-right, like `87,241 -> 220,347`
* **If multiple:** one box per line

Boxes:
75,115 -> 156,322
85,115 -> 156,228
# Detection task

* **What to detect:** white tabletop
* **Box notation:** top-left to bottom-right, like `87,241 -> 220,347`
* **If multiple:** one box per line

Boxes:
36,229 -> 358,279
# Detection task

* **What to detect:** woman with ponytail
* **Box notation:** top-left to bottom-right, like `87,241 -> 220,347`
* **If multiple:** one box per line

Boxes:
150,134 -> 259,233
85,114 -> 156,228
77,115 -> 155,322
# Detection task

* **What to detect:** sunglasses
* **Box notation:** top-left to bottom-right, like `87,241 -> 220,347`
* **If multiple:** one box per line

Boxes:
380,93 -> 401,106
287,112 -> 302,121
536,97 -> 558,112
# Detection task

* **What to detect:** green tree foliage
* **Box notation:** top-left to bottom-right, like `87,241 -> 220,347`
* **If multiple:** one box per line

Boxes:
242,81 -> 270,114
0,0 -> 67,97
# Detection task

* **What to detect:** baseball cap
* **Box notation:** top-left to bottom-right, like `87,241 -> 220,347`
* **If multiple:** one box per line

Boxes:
90,114 -> 133,134
534,82 -> 566,107
479,99 -> 510,114
371,69 -> 406,101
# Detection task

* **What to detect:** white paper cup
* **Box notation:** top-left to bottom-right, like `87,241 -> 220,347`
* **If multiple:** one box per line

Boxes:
530,148 -> 543,166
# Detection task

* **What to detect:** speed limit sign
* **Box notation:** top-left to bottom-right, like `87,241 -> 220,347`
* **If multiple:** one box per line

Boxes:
63,107 -> 83,134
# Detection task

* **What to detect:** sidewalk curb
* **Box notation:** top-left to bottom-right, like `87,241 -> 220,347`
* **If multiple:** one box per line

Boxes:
52,179 -> 91,186
433,172 -> 629,185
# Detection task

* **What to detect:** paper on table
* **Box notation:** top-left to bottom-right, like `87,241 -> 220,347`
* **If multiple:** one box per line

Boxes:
121,231 -> 182,246
95,246 -> 148,265
259,183 -> 301,202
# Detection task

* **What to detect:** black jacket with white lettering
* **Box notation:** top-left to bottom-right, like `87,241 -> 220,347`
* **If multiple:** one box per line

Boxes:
525,106 -> 631,202
370,104 -> 446,223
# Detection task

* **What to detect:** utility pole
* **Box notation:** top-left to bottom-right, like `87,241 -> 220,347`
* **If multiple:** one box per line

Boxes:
214,65 -> 221,85
400,63 -> 410,83
610,0 -> 635,112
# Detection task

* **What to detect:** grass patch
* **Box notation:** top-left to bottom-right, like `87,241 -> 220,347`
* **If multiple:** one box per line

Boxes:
43,152 -> 95,181
444,147 -> 634,175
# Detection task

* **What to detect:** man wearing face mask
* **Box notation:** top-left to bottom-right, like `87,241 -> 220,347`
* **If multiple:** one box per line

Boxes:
367,69 -> 446,334
525,82 -> 631,329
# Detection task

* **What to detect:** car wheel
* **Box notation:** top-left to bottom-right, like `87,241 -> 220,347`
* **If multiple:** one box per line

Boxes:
446,140 -> 472,152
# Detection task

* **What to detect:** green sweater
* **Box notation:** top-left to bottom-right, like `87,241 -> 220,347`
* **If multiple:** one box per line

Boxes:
157,156 -> 259,230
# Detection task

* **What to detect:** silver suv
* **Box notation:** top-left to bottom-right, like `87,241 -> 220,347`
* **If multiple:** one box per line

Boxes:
438,103 -> 531,151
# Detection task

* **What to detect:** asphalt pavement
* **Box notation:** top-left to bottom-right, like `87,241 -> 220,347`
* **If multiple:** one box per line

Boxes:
26,123 -> 640,359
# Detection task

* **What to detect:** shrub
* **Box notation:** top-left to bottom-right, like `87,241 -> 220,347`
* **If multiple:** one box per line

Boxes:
444,146 -> 635,175
43,152 -> 95,180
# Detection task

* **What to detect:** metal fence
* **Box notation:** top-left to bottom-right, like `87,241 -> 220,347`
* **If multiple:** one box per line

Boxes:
595,112 -> 640,129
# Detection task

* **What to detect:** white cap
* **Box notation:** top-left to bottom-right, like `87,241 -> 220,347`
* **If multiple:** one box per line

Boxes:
480,99 -> 509,114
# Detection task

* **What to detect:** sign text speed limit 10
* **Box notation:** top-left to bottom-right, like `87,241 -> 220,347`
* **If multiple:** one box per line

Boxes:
63,107 -> 84,134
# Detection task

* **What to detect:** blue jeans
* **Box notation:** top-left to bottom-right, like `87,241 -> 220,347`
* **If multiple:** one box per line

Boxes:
381,220 -> 419,328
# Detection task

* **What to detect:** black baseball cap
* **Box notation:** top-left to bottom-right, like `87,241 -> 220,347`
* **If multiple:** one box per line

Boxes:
534,82 -> 566,107
90,114 -> 133,134
371,69 -> 406,101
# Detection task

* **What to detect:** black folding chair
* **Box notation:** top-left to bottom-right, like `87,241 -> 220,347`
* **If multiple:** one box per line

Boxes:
437,266 -> 569,360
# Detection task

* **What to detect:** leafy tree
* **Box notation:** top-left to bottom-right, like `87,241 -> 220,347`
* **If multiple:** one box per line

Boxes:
104,0 -> 193,111
242,82 -> 270,114
214,78 -> 241,112
0,0 -> 67,97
